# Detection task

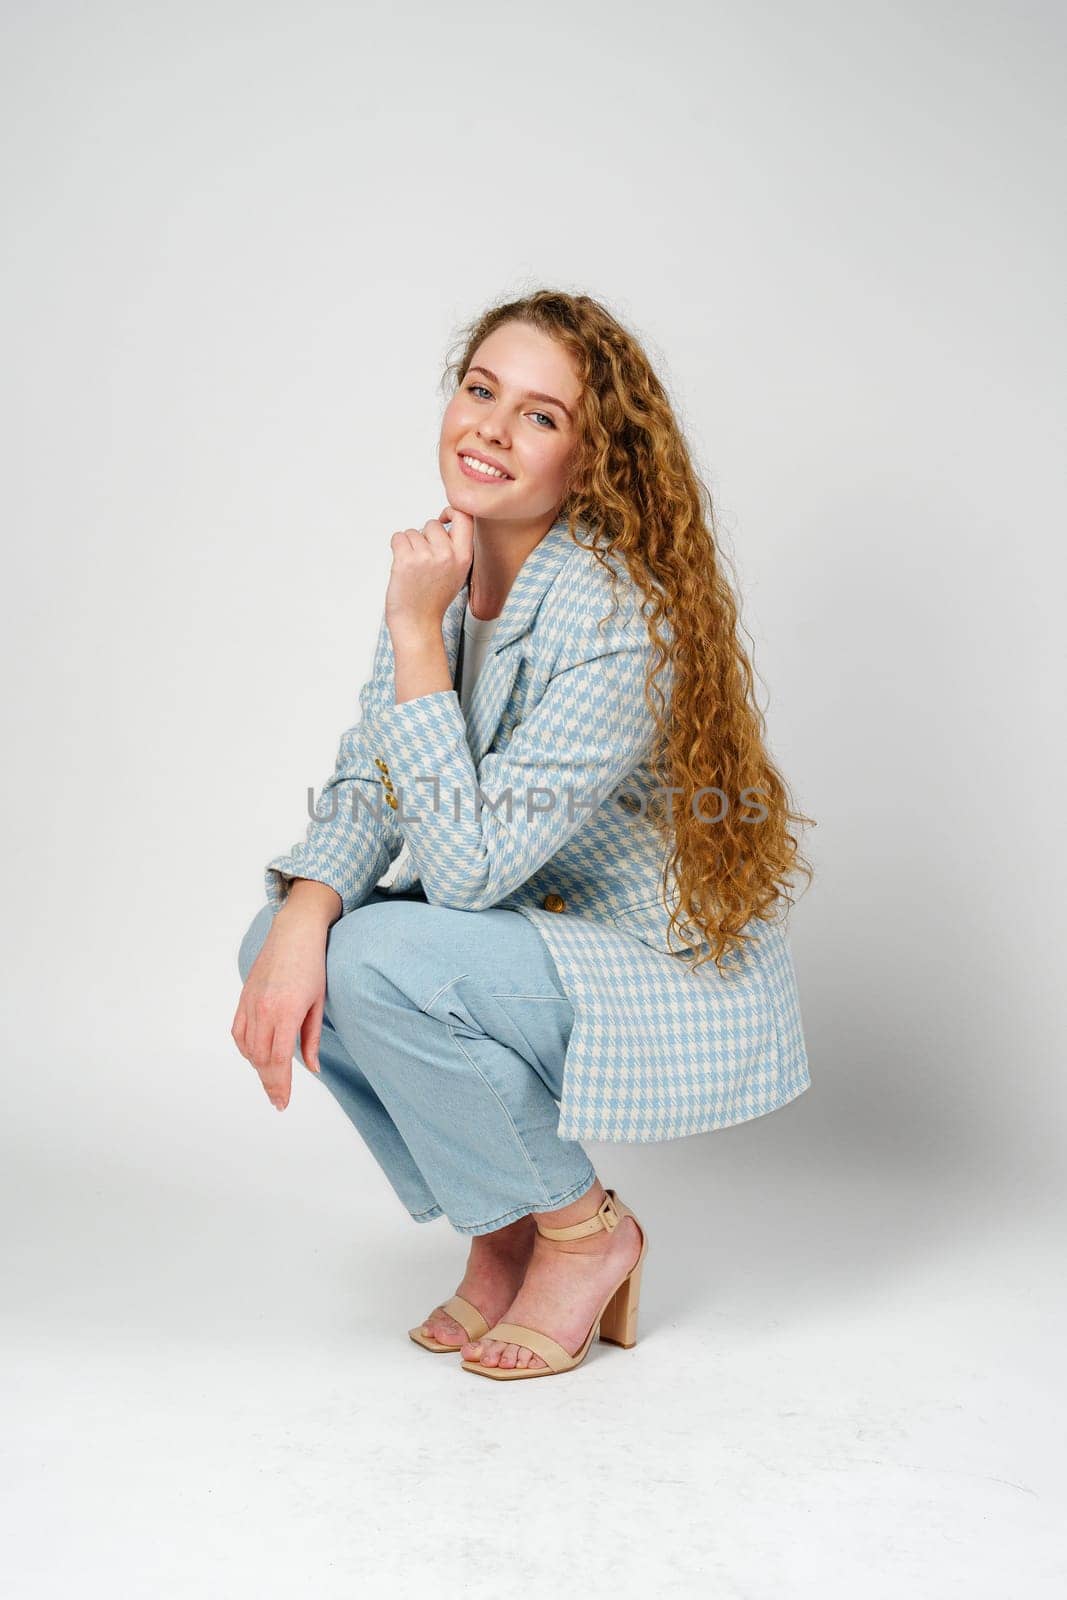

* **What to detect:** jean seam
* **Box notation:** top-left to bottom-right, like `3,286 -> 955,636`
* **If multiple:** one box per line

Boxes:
424,974 -> 562,1205
446,1026 -> 556,1207
420,971 -> 473,1016
485,992 -> 572,1002
422,975 -> 570,1011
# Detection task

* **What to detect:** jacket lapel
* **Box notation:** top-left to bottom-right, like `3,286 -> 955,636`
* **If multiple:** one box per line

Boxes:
442,516 -> 578,767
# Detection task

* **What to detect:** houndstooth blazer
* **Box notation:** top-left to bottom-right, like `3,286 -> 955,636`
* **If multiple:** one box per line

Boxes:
264,515 -> 810,1142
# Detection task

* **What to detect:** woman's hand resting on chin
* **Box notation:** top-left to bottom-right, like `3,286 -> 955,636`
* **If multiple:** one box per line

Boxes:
384,506 -> 475,637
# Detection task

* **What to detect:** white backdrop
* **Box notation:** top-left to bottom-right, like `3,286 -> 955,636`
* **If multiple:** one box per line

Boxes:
2,3 -> 1064,1596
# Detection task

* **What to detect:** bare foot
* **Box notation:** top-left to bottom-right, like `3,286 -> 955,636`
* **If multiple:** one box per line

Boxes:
461,1202 -> 642,1371
417,1213 -> 536,1347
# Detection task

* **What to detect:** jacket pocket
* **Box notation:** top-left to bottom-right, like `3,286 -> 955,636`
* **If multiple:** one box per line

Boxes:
609,894 -> 704,955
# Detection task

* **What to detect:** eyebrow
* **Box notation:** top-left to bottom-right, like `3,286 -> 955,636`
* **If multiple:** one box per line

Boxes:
466,365 -> 573,422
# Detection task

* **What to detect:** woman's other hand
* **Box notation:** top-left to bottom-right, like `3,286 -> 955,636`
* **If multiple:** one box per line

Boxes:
231,892 -> 337,1110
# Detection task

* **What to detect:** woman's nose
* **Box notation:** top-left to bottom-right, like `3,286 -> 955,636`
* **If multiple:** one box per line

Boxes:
478,412 -> 510,446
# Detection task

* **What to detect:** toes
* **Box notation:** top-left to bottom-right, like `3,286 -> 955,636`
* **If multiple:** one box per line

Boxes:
423,1309 -> 464,1344
507,1345 -> 548,1370
462,1337 -> 547,1371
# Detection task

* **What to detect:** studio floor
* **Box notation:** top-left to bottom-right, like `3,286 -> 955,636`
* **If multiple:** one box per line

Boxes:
3,1127 -> 1063,1599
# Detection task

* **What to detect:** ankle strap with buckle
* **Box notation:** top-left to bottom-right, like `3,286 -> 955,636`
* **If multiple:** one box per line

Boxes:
536,1191 -> 621,1241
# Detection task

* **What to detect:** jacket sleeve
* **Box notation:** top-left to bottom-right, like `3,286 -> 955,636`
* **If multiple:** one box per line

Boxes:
264,612 -> 406,916
364,603 -> 668,912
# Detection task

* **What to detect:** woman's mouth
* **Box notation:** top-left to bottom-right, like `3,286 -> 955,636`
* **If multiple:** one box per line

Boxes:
458,453 -> 513,482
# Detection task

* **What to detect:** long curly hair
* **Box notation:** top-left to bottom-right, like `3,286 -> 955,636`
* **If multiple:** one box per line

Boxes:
441,289 -> 816,975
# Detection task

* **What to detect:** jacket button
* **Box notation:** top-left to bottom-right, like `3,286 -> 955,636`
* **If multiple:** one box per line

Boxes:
542,893 -> 566,912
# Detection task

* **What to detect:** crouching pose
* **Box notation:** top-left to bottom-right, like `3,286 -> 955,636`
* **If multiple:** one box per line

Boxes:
232,289 -> 814,1381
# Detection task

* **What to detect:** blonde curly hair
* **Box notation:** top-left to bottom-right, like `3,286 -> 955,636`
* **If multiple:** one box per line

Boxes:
442,289 -> 816,974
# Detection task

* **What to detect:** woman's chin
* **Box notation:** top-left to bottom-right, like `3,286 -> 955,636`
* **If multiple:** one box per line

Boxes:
443,495 -> 479,521
439,478 -> 481,517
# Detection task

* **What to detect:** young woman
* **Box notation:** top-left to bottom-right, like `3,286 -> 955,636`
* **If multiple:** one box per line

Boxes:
232,290 -> 814,1381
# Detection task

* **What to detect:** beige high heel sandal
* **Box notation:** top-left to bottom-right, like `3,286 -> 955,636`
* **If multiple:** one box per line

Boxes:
460,1190 -> 647,1381
408,1294 -> 490,1353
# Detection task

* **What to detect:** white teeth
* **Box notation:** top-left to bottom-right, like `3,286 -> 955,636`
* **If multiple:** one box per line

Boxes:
461,454 -> 509,479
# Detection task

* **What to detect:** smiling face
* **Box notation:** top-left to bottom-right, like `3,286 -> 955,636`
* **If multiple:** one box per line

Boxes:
438,321 -> 582,529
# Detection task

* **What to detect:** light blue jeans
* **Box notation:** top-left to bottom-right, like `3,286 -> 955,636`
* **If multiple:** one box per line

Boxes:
237,888 -> 598,1235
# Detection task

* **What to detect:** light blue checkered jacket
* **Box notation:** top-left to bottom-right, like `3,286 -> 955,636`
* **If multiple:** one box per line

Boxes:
265,516 -> 810,1141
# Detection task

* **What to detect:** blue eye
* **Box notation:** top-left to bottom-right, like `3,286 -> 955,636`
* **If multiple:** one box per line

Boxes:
465,383 -> 556,429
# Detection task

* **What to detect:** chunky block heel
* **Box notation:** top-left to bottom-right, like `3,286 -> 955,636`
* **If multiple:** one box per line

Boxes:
599,1257 -> 643,1348
460,1190 -> 648,1380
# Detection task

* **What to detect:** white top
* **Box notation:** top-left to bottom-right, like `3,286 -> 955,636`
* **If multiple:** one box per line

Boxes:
458,603 -> 501,712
